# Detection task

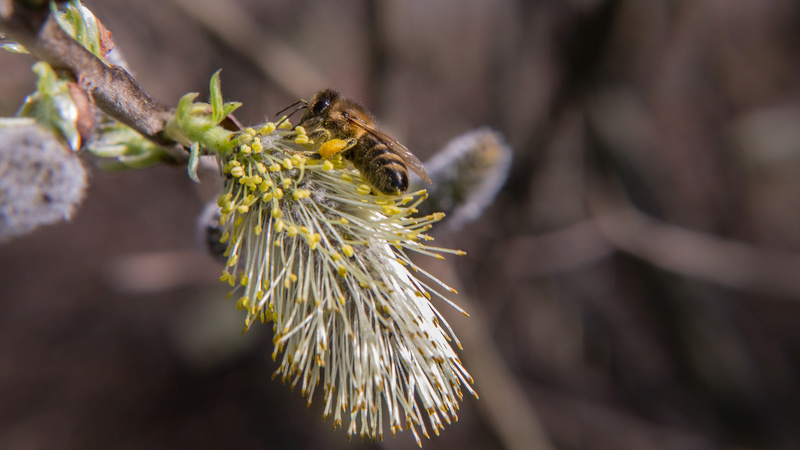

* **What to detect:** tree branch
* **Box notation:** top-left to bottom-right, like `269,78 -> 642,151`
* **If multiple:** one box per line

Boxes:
0,0 -> 178,148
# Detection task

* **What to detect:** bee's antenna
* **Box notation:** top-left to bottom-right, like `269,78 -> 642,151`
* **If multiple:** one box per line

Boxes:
275,99 -> 307,118
274,99 -> 309,129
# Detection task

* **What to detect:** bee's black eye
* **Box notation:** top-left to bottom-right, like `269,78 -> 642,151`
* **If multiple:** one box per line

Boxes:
312,98 -> 330,115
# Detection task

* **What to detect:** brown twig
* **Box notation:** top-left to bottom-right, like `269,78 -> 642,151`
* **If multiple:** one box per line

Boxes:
590,177 -> 800,299
0,0 -> 177,148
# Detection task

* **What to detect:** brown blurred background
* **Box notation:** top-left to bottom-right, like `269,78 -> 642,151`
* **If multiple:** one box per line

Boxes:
3,0 -> 800,449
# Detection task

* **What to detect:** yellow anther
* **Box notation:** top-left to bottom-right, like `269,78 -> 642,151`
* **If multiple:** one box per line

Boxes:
342,244 -> 354,258
274,188 -> 284,199
293,189 -> 311,200
271,207 -> 282,218
257,162 -> 267,173
275,220 -> 284,232
227,254 -> 239,267
383,205 -> 402,215
341,173 -> 353,183
295,126 -> 306,135
260,122 -> 276,134
219,231 -> 230,243
238,204 -> 249,214
295,136 -> 309,144
254,224 -> 262,235
270,163 -> 281,172
240,274 -> 249,286
283,158 -> 294,170
357,184 -> 372,195
278,118 -> 293,129
337,266 -> 347,276
322,160 -> 334,171
287,225 -> 298,237
230,166 -> 244,178
240,144 -> 252,154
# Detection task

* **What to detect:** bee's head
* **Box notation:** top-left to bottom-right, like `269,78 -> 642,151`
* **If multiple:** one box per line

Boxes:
301,89 -> 339,124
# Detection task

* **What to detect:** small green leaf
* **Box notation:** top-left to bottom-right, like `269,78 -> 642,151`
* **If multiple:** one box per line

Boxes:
210,70 -> 224,125
175,92 -> 200,124
221,101 -> 242,118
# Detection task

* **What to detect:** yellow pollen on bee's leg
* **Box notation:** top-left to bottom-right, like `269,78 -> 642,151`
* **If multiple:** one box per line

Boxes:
319,139 -> 351,159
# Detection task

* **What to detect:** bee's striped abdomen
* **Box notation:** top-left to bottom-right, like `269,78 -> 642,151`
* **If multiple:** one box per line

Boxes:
345,135 -> 409,195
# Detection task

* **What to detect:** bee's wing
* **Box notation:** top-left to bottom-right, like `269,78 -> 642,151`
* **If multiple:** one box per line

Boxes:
346,115 -> 433,185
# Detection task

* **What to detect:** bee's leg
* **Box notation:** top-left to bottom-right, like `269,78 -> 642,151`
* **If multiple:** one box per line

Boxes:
319,138 -> 357,159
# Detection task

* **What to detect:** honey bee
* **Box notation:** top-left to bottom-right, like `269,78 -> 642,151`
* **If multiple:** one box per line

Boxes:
297,89 -> 432,195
